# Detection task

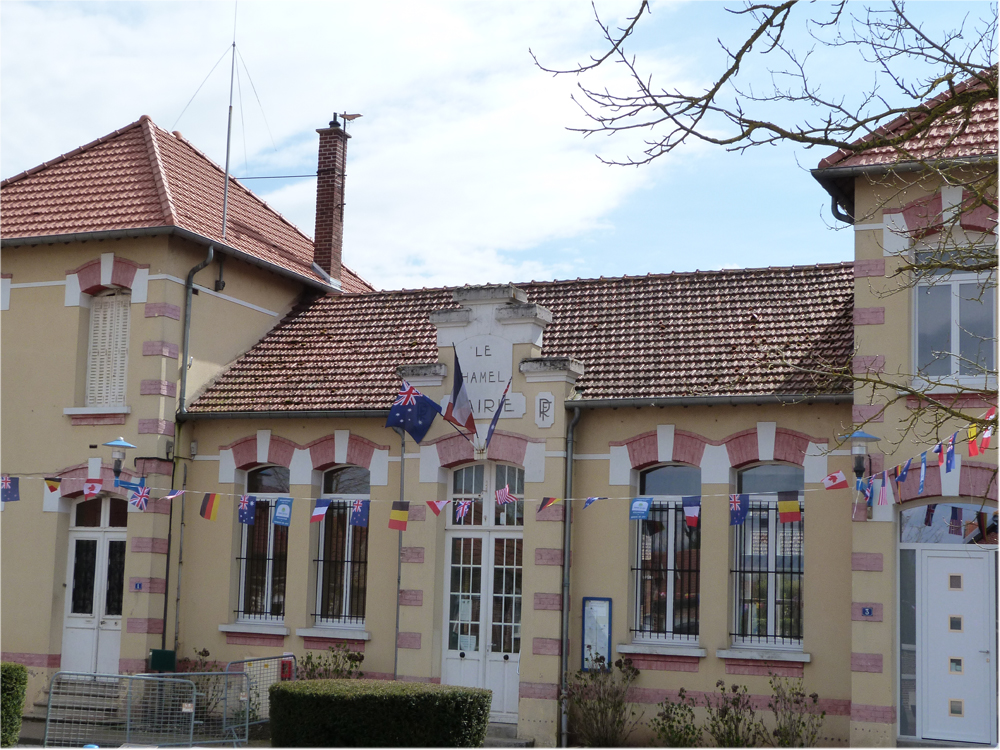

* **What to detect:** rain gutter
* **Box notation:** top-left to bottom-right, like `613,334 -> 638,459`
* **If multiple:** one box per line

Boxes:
560,406 -> 582,749
567,393 -> 852,410
177,409 -> 390,422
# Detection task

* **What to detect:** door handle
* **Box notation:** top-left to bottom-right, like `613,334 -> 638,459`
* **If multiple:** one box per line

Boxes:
459,651 -> 466,659
503,654 -> 509,661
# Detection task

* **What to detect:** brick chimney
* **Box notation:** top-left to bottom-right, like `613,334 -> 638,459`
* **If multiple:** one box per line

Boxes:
314,115 -> 350,284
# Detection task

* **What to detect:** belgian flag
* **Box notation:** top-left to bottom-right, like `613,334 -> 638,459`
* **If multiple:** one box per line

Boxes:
200,493 -> 219,521
388,501 -> 409,531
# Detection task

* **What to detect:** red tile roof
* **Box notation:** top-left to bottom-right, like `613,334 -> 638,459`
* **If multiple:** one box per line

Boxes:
818,70 -> 998,169
188,263 -> 854,413
0,116 -> 374,293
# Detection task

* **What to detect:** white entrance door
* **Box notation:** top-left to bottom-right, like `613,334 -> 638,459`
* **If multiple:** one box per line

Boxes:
62,497 -> 127,674
919,548 -> 996,744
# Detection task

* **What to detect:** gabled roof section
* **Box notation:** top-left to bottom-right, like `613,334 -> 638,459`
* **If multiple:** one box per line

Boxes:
1,116 -> 374,292
817,69 -> 998,170
187,263 -> 854,414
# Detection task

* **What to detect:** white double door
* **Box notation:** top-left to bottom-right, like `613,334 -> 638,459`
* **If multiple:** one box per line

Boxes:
442,531 -> 522,722
918,548 -> 996,744
61,529 -> 126,674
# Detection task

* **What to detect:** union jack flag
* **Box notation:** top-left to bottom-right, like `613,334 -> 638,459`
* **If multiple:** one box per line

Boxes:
353,498 -> 364,514
394,381 -> 419,407
495,485 -> 514,505
239,495 -> 250,511
730,495 -> 740,511
129,486 -> 150,511
456,499 -> 473,519
1,476 -> 10,490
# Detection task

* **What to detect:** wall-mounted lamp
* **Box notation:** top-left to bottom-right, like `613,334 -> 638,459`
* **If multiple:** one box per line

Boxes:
843,430 -> 881,480
103,437 -> 137,480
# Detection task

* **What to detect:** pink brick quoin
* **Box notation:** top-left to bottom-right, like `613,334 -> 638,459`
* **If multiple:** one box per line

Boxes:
852,355 -> 886,374
226,633 -> 285,647
302,638 -> 365,652
126,618 -> 164,634
851,653 -> 883,673
138,419 -> 175,436
852,704 -> 896,724
144,302 -> 181,320
398,590 -> 423,606
118,658 -> 148,674
532,638 -> 561,656
628,654 -> 699,673
131,537 -> 169,554
852,553 -> 883,572
854,259 -> 886,278
534,593 -> 562,611
519,682 -> 559,700
400,547 -> 424,563
852,602 -> 884,622
409,504 -> 426,522
397,632 -> 421,650
853,404 -> 885,424
725,659 -> 803,678
143,341 -> 179,358
140,379 -> 177,397
853,307 -> 885,326
135,458 -> 174,477
536,504 -> 565,521
1,652 -> 60,669
128,577 -> 167,594
535,548 -> 563,566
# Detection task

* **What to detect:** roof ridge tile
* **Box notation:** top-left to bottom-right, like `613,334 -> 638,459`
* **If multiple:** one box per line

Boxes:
140,118 -> 177,226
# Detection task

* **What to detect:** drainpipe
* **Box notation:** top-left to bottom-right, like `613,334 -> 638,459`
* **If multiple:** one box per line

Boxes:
560,406 -> 582,748
177,245 -> 214,415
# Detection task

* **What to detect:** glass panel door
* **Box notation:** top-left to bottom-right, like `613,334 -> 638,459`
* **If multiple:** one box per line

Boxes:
104,540 -> 126,617
490,537 -> 521,654
449,537 -> 483,652
71,539 -> 98,615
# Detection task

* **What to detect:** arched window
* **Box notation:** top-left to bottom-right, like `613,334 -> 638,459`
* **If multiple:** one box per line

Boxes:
448,463 -> 524,528
315,466 -> 370,626
238,466 -> 290,621
633,465 -> 702,642
732,464 -> 804,646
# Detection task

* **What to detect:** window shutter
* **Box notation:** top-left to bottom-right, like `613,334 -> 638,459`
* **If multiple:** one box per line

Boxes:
86,293 -> 130,407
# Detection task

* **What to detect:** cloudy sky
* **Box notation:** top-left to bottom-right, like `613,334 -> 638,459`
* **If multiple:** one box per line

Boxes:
2,1 -> 992,290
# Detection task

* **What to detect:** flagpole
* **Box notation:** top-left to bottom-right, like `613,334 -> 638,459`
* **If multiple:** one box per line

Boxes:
393,427 -> 405,681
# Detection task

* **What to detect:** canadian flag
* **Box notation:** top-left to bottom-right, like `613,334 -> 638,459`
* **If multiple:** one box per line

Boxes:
83,478 -> 103,499
822,470 -> 849,490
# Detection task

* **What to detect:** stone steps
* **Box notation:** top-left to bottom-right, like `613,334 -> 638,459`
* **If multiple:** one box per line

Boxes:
484,722 -> 534,748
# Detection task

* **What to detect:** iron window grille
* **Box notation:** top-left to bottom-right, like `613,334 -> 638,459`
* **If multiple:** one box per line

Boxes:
237,467 -> 290,621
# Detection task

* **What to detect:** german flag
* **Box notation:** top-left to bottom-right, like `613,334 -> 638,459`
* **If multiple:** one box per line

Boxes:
200,493 -> 219,521
388,501 -> 409,531
537,497 -> 561,515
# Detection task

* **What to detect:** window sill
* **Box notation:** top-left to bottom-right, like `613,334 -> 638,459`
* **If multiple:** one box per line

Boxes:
296,626 -> 371,641
219,622 -> 289,636
64,406 -> 131,415
617,643 -> 706,658
716,648 -> 810,663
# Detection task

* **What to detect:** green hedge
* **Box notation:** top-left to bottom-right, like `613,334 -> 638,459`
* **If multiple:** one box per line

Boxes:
1,662 -> 28,748
269,678 -> 491,747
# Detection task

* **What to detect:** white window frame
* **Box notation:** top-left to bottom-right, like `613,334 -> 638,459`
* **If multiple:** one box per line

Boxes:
85,291 -> 130,407
314,467 -> 370,627
446,462 -> 524,530
237,467 -> 290,623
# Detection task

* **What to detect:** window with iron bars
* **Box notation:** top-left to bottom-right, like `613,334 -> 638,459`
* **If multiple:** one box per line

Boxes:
632,465 -> 701,641
237,467 -> 289,621
313,466 -> 369,625
731,465 -> 804,647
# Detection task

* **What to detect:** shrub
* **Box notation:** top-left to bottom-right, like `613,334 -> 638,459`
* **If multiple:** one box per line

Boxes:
766,674 -> 825,747
297,643 -> 364,680
1,662 -> 28,748
651,687 -> 701,747
704,680 -> 766,748
269,678 -> 491,747
562,649 -> 642,747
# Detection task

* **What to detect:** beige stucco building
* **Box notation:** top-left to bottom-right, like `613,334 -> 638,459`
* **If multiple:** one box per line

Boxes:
2,81 -> 996,748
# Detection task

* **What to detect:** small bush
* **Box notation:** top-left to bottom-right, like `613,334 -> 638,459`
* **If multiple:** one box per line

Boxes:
704,680 -> 766,748
562,649 -> 642,747
297,644 -> 364,680
651,687 -> 701,747
1,662 -> 28,748
269,678 -> 491,747
767,674 -> 825,747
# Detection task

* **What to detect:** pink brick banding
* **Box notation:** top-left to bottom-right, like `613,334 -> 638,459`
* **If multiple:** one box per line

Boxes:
852,404 -> 884,424
852,602 -> 883,622
534,593 -> 562,611
131,537 -> 169,554
140,379 -> 177,397
628,654 -> 700,673
127,618 -> 164,634
535,548 -> 563,566
853,307 -> 885,326
267,435 -> 296,468
852,553 -> 883,571
852,502 -> 869,523
725,429 -> 759,468
532,638 -> 561,656
138,419 -> 175,436
851,653 -> 883,673
852,355 -> 885,374
110,258 -> 141,289
896,461 -> 943,503
851,704 -> 896,724
74,260 -> 101,294
854,259 -> 886,278
304,434 -> 387,471
673,431 -> 708,467
397,632 -> 421,649
71,414 -> 127,426
536,503 -> 565,521
1,652 -> 60,669
519,681 -> 559,700
724,659 -> 803,677
620,432 -> 658,470
409,504 -> 427,522
435,433 -> 474,468
302,637 -> 365,652
135,458 -> 174,477
143,341 -> 179,358
146,498 -> 171,515
400,547 -> 424,563
129,577 -> 167,594
144,302 -> 181,319
486,432 -> 529,466
345,435 -> 378,469
226,633 -> 285,647
773,430 -> 809,466
398,589 -> 423,606
959,461 -> 999,502
118,658 -> 148,674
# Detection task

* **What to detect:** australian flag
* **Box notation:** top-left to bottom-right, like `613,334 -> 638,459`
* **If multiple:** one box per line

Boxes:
729,494 -> 748,526
238,495 -> 256,525
350,498 -> 370,528
386,380 -> 441,444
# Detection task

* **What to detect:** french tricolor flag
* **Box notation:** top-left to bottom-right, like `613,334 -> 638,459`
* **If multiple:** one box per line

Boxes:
311,498 -> 332,523
682,496 -> 701,528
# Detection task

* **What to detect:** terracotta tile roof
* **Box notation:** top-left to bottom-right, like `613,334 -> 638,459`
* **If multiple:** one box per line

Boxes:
188,263 -> 854,413
818,70 -> 998,170
0,116 -> 374,293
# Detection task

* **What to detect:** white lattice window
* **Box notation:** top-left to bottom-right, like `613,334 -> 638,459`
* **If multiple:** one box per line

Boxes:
86,293 -> 130,407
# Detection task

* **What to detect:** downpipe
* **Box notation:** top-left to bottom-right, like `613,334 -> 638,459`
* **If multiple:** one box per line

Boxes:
560,406 -> 582,748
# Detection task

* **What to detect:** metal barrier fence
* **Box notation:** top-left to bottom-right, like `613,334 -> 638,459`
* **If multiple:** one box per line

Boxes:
44,672 -> 197,748
225,654 -> 297,724
140,671 -> 251,746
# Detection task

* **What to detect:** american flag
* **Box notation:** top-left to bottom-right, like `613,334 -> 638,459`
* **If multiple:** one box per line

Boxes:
495,485 -> 514,505
1,476 -> 10,490
353,498 -> 364,514
130,486 -> 150,511
239,495 -> 250,511
394,381 -> 419,407
456,499 -> 472,519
